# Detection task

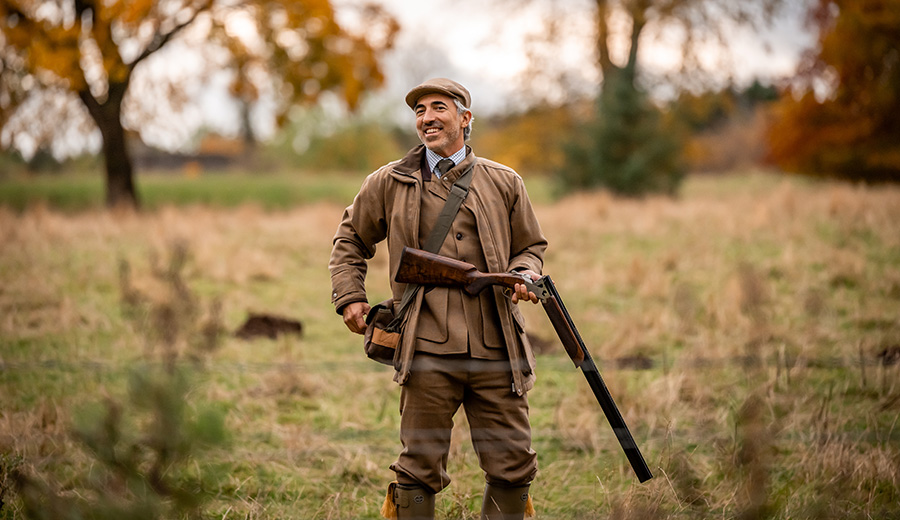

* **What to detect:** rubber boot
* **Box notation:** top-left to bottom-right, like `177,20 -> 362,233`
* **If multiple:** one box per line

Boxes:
481,483 -> 535,520
381,482 -> 435,520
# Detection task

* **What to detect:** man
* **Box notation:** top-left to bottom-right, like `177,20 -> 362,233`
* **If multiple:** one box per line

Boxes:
329,78 -> 547,520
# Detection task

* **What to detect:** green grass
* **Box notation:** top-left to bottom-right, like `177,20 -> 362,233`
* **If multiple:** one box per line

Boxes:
0,170 -> 369,212
1,170 -> 899,519
0,166 -> 559,212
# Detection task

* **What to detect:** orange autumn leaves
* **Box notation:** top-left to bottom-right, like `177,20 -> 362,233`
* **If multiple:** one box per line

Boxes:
767,0 -> 900,182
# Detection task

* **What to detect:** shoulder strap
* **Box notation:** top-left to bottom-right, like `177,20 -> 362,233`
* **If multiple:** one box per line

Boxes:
422,164 -> 474,252
390,163 -> 474,328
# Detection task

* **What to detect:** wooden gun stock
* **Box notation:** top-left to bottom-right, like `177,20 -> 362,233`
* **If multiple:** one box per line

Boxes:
395,247 -> 532,295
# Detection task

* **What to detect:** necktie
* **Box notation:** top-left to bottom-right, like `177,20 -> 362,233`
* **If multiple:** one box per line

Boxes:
435,158 -> 454,178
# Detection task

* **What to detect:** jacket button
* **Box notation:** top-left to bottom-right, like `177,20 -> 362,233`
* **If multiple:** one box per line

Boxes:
456,233 -> 463,240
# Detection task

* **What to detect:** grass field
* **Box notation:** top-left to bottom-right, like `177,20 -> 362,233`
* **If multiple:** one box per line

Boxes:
0,170 -> 378,213
1,170 -> 899,519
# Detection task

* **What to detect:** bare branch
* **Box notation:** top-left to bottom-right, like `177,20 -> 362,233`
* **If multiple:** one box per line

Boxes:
129,0 -> 214,72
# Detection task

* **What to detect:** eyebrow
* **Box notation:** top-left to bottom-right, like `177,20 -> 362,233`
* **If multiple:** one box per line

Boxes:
415,100 -> 450,112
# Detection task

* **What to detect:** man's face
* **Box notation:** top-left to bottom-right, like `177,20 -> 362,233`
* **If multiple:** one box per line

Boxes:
414,93 -> 471,158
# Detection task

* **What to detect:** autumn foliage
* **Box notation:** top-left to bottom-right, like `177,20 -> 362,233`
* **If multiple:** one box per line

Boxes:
767,0 -> 900,182
0,1 -> 396,207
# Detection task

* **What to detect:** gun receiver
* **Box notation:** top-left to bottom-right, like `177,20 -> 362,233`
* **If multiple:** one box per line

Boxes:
395,246 -> 653,483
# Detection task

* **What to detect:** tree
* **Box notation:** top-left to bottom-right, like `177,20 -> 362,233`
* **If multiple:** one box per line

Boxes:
589,0 -> 789,194
0,0 -> 396,208
494,0 -> 788,195
669,80 -> 779,172
562,67 -> 684,196
767,0 -> 900,182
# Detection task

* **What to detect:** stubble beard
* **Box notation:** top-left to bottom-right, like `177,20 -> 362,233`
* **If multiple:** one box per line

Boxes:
419,124 -> 462,157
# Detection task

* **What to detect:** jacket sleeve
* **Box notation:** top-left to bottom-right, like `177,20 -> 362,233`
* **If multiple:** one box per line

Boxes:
329,172 -> 389,314
506,175 -> 547,274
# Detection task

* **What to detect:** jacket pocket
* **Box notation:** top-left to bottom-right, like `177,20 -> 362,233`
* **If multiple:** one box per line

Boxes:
417,287 -> 449,343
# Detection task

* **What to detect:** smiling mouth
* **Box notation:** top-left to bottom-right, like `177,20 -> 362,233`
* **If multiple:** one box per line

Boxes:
424,127 -> 442,136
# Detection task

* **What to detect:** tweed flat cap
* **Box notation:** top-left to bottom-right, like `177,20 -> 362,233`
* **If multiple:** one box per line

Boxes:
405,78 -> 471,110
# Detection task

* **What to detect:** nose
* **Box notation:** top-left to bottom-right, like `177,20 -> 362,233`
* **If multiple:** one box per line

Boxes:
420,106 -> 437,124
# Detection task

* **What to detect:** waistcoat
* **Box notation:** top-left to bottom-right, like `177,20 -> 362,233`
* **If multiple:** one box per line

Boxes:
415,161 -> 506,359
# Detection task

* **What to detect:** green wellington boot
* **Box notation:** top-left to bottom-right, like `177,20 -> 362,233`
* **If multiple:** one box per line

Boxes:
381,482 -> 436,520
480,483 -> 534,520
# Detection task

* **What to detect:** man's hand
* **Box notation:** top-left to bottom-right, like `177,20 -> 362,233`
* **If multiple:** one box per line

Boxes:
342,301 -> 371,335
511,269 -> 541,305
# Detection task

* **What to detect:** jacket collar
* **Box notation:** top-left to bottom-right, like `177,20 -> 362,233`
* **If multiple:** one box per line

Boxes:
391,144 -> 475,182
391,144 -> 427,177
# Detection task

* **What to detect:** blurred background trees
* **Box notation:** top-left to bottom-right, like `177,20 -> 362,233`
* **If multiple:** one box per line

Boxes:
1,0 -> 898,208
562,68 -> 685,196
767,0 -> 900,182
477,0 -> 899,192
0,0 -> 397,208
519,0 -> 789,196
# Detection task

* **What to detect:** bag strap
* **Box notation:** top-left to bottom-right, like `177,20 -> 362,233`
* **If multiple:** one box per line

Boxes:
388,163 -> 474,329
421,168 -> 473,252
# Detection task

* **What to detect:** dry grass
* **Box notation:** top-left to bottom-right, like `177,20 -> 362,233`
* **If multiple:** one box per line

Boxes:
1,171 -> 899,519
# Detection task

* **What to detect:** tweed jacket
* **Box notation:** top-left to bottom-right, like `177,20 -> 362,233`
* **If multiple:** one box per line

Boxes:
329,145 -> 548,395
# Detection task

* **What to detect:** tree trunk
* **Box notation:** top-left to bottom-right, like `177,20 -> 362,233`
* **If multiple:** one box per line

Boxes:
595,0 -> 647,91
595,0 -> 614,79
239,100 -> 257,166
624,3 -> 647,83
79,82 -> 139,209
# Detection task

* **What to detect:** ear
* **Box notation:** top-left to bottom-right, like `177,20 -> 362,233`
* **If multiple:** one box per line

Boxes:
461,110 -> 472,127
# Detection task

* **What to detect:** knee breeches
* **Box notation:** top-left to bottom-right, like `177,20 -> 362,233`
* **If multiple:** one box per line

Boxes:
390,354 -> 538,493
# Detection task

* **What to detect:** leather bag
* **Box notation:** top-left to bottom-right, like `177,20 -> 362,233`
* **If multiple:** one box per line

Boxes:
363,298 -> 401,365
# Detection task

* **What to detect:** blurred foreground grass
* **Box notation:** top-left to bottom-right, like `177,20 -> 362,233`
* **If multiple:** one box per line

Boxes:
1,171 -> 899,519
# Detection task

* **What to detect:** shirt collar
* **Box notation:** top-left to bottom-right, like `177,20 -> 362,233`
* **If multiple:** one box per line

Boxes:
425,146 -> 467,178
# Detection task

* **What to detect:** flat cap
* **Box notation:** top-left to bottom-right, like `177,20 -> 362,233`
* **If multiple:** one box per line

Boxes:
405,78 -> 471,110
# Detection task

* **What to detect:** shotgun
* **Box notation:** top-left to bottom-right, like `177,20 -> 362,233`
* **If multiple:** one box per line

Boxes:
395,246 -> 653,483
